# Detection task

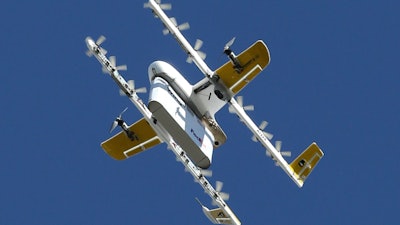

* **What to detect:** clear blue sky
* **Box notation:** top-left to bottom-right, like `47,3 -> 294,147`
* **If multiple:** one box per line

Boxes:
1,1 -> 399,224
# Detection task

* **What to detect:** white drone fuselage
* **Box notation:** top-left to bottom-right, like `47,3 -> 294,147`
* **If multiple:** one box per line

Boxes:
147,61 -> 218,169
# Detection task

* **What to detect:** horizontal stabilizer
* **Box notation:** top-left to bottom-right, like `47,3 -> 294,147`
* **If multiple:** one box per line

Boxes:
202,206 -> 233,224
196,198 -> 237,224
289,142 -> 324,187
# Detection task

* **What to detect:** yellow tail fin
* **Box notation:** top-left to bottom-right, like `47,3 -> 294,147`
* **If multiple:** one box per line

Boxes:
289,142 -> 324,186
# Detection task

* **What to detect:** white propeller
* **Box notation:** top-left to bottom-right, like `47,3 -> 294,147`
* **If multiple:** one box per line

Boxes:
188,168 -> 213,183
212,181 -> 230,206
224,37 -> 236,52
95,35 -> 106,46
252,121 -> 274,141
187,39 -> 207,63
103,56 -> 127,73
110,56 -> 127,71
267,141 -> 291,165
229,96 -> 254,113
86,35 -> 107,57
163,17 -> 190,35
144,0 -> 172,10
200,169 -> 213,178
119,80 -> 147,96
109,107 -> 128,133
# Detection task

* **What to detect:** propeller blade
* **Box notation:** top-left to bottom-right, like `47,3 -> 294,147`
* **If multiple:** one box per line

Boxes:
219,192 -> 230,201
194,39 -> 203,50
144,0 -> 171,10
116,65 -> 127,71
109,56 -> 127,71
163,28 -> 170,35
243,105 -> 255,111
170,17 -> 177,26
259,121 -> 268,130
96,35 -> 106,46
267,141 -> 291,159
187,39 -> 207,63
109,107 -> 128,133
120,80 -> 147,96
177,22 -> 190,31
119,107 -> 128,118
109,56 -> 116,67
191,168 -> 212,183
251,131 -> 274,142
109,120 -> 118,133
135,87 -> 147,93
236,96 -> 243,106
229,96 -> 254,113
99,47 -> 107,55
252,121 -> 274,142
200,169 -> 213,177
215,181 -> 223,192
263,131 -> 274,140
186,57 -> 193,63
160,3 -> 172,10
86,49 -> 93,57
162,17 -> 176,35
224,37 -> 236,50
275,140 -> 282,152
228,105 -> 235,113
197,51 -> 207,60
212,181 -> 230,205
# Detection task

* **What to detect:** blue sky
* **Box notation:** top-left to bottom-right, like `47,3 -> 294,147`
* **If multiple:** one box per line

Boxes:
1,0 -> 399,224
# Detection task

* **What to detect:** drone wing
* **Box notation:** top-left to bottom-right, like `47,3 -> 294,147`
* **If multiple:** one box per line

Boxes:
215,40 -> 270,94
101,118 -> 161,160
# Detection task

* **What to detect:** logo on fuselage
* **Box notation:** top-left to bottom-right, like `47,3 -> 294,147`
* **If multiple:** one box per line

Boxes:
190,128 -> 203,144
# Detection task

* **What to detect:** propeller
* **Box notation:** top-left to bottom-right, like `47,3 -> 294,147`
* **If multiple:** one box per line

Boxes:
110,107 -> 128,133
187,39 -> 207,63
163,17 -> 190,35
186,168 -> 213,183
229,96 -> 254,113
119,80 -> 147,96
200,169 -> 213,177
223,37 -> 236,54
102,56 -> 127,73
252,121 -> 274,142
144,0 -> 172,10
86,35 -> 108,56
110,56 -> 127,71
96,35 -> 106,46
267,141 -> 292,164
212,181 -> 230,206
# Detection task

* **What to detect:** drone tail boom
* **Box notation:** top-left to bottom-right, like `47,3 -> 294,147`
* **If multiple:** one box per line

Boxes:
289,142 -> 324,186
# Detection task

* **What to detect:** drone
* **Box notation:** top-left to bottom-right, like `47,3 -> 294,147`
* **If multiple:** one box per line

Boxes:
85,1 -> 324,224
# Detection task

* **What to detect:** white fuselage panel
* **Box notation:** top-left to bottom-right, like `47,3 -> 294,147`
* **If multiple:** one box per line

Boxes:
148,76 -> 214,168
